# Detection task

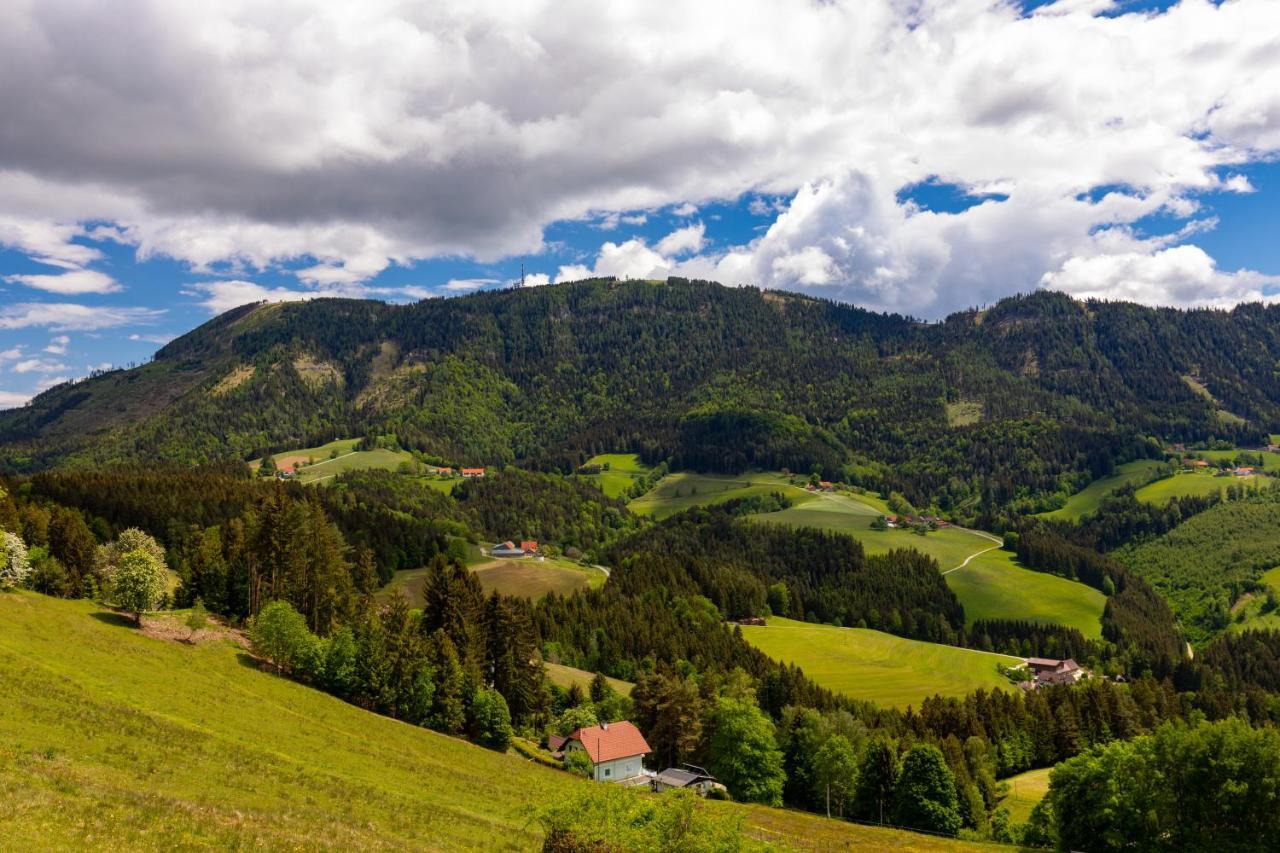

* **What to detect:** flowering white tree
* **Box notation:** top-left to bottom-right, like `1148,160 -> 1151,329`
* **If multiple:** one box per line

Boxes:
0,532 -> 31,589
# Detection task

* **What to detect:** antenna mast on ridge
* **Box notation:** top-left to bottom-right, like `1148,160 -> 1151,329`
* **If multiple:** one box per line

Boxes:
520,262 -> 525,288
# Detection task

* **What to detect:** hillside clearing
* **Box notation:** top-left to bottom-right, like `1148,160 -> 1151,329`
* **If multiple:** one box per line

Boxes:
580,453 -> 653,499
471,557 -> 605,599
543,662 -> 634,697
740,617 -> 1021,709
251,438 -> 416,484
1134,469 -> 1266,505
1037,459 -> 1167,521
1000,766 -> 1053,825
628,471 -> 817,520
0,592 -> 979,851
944,550 -> 1106,640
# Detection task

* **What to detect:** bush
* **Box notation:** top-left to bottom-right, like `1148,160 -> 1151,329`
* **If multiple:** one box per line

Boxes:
536,786 -> 747,852
111,548 -> 168,624
250,600 -> 315,673
469,687 -> 513,751
0,532 -> 31,589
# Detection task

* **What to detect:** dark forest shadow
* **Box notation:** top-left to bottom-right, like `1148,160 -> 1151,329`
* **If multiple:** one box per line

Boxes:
88,610 -> 137,629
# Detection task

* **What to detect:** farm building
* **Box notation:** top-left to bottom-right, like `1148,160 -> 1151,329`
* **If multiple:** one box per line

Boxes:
490,541 -> 526,558
1026,657 -> 1085,686
652,764 -> 726,796
562,721 -> 651,784
462,467 -> 486,478
520,540 -> 540,556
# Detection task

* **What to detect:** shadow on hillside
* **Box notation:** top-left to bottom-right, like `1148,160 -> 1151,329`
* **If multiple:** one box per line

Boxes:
235,651 -> 272,673
89,610 -> 138,629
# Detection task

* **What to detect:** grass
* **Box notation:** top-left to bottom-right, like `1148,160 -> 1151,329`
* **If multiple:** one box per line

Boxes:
944,550 -> 1106,640
471,557 -> 606,599
580,453 -> 652,499
628,471 -> 817,520
543,663 -> 634,697
945,401 -> 983,427
752,492 -> 994,570
1230,566 -> 1280,633
1134,469 -> 1266,505
1000,766 -> 1052,825
1196,449 -> 1280,471
0,591 -> 980,851
1037,459 -> 1167,521
250,437 -> 416,485
740,617 -> 1021,710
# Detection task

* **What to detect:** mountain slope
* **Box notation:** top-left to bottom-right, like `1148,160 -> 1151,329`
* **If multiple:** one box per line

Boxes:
0,591 -> 982,851
4,278 -> 1279,510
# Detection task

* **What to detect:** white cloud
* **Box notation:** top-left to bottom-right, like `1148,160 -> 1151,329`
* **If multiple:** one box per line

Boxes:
0,303 -> 165,331
0,347 -> 22,361
35,375 -> 70,392
12,357 -> 69,374
0,390 -> 32,410
44,335 -> 70,354
621,214 -> 648,226
437,278 -> 498,293
183,280 -> 317,314
129,333 -> 176,345
6,268 -> 120,295
0,1 -> 1277,311
655,222 -> 706,257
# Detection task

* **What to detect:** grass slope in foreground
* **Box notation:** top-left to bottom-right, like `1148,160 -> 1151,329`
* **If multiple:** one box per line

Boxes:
1036,459 -> 1166,521
740,617 -> 1021,710
0,592 -> 983,852
945,550 -> 1106,640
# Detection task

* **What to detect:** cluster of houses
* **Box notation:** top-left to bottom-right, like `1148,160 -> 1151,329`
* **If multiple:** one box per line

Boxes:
548,721 -> 726,795
1020,657 -> 1087,690
805,481 -> 836,492
491,539 -> 540,558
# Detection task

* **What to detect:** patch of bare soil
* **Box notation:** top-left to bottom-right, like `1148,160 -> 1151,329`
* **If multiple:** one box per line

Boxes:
139,611 -> 248,647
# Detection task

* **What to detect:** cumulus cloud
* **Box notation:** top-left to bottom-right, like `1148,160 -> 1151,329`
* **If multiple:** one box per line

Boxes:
656,223 -> 706,257
0,303 -> 165,331
12,358 -> 68,374
44,335 -> 70,354
0,0 -> 1278,312
7,268 -> 120,295
182,280 -> 319,315
129,333 -> 175,345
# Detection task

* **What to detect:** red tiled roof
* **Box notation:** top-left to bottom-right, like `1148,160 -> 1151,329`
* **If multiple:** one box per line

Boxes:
520,540 -> 539,552
462,467 -> 485,474
548,734 -> 567,751
567,721 -> 651,764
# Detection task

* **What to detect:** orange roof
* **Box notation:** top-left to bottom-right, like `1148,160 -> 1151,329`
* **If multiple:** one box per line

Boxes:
462,467 -> 485,474
520,540 -> 538,552
567,721 -> 651,764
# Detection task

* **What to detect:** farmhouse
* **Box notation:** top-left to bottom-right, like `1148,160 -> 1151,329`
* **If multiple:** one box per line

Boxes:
562,721 -> 651,784
490,541 -> 526,558
1235,466 -> 1255,477
1026,657 -> 1085,686
652,764 -> 726,796
520,540 -> 540,556
462,467 -> 486,478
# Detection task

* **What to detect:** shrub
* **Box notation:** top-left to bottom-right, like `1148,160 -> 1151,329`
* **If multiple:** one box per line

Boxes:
0,532 -> 31,589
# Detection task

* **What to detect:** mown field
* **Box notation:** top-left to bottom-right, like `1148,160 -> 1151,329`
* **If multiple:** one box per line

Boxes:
1230,566 -> 1280,633
628,471 -> 816,520
1134,468 -> 1265,505
1037,459 -> 1167,521
580,453 -> 652,499
999,766 -> 1052,825
945,550 -> 1106,639
0,592 -> 982,852
543,662 -> 634,697
740,617 -> 1020,709
251,437 -> 416,484
471,557 -> 605,599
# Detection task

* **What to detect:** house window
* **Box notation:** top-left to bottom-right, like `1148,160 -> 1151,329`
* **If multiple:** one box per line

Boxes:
603,767 -> 611,778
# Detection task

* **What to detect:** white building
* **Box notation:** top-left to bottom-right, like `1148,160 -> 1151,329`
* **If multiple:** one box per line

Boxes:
562,721 -> 651,784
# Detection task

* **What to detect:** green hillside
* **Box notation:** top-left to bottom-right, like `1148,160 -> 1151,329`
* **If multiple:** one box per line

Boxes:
1037,459 -> 1167,521
628,471 -> 816,519
0,592 -> 981,851
739,617 -> 1021,709
1134,468 -> 1267,505
944,550 -> 1106,639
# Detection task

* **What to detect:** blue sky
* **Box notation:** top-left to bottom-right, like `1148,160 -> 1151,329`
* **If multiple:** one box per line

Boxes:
2,0 -> 1279,408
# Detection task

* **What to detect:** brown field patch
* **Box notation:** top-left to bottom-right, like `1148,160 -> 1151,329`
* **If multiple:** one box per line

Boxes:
471,559 -> 595,599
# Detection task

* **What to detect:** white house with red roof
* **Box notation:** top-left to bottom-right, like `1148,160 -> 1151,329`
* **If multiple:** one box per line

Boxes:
562,721 -> 651,784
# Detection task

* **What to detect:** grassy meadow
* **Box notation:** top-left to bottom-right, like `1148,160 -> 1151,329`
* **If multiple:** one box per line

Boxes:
740,617 -> 1021,709
628,471 -> 817,519
1134,468 -> 1266,505
1000,766 -> 1053,825
944,550 -> 1106,639
579,453 -> 652,499
471,557 -> 606,599
543,662 -> 634,697
0,592 -> 982,851
1230,566 -> 1280,633
1037,459 -> 1167,521
251,437 -> 416,484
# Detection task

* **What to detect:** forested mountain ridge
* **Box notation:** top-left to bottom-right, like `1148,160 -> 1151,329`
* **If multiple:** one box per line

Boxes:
3,278 -> 1278,512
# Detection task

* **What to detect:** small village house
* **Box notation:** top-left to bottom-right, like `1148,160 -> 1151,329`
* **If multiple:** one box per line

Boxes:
562,721 -> 651,784
520,540 -> 540,557
461,467 -> 486,478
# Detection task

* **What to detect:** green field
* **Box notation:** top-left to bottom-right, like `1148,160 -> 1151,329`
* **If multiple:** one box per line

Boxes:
543,662 -> 635,697
628,471 -> 817,520
1037,459 -> 1167,521
252,438 -> 416,484
1196,449 -> 1280,471
579,453 -> 652,499
0,592 -> 980,851
1229,566 -> 1280,633
740,618 -> 1021,709
472,557 -> 606,599
1000,766 -> 1052,825
749,490 -> 995,570
944,550 -> 1106,639
1134,469 -> 1266,505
